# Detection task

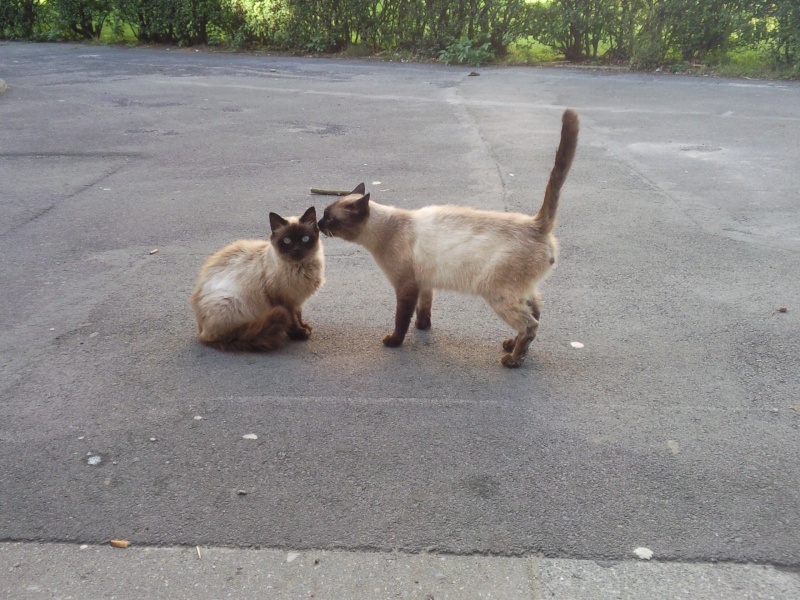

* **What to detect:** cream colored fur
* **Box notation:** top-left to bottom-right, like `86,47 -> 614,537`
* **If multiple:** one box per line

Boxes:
318,109 -> 578,367
191,213 -> 324,350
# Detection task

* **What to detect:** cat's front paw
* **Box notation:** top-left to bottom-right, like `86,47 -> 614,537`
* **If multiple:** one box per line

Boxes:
501,353 -> 524,368
287,326 -> 311,341
382,333 -> 404,348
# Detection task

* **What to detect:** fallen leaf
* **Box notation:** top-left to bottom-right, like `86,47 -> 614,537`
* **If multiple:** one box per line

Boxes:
110,539 -> 130,549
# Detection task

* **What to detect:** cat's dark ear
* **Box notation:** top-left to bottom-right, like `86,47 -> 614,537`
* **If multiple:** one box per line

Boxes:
300,206 -> 317,225
351,182 -> 366,195
269,212 -> 288,233
350,193 -> 370,215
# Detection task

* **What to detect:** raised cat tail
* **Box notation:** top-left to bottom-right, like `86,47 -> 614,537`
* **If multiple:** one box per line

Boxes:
534,109 -> 579,234
204,306 -> 292,352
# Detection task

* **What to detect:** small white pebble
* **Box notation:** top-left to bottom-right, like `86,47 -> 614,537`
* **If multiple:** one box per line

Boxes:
634,547 -> 654,560
193,415 -> 203,420
570,341 -> 585,349
286,552 -> 299,563
80,544 -> 88,550
242,433 -> 258,440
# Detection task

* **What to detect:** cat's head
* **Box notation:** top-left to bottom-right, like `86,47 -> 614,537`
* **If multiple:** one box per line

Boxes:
317,183 -> 370,242
269,206 -> 320,262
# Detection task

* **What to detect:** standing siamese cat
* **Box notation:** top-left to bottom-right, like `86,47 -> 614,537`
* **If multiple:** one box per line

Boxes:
190,207 -> 324,352
318,109 -> 579,368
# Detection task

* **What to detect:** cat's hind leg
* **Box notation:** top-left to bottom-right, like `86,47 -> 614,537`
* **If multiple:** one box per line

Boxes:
415,288 -> 433,330
487,293 -> 539,368
502,293 -> 541,352
200,306 -> 291,352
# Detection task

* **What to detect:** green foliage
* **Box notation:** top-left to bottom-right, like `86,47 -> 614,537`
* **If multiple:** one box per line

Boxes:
530,0 -> 621,62
49,0 -> 112,39
1,0 -> 45,39
660,0 -> 755,61
115,0 -> 218,45
214,0 -> 278,47
438,38 -> 495,65
506,38 -> 562,63
3,0 -> 799,77
761,0 -> 800,66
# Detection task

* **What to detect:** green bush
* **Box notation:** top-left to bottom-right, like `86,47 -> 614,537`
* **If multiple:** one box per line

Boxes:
530,0 -> 621,62
115,0 -> 217,45
1,0 -> 44,39
214,0 -> 278,47
662,0 -> 753,61
49,0 -> 112,39
2,0 -> 798,76
763,0 -> 800,67
438,38 -> 495,65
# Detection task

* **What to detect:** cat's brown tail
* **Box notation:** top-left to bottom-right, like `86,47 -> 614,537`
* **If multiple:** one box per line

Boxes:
202,306 -> 292,352
534,109 -> 579,234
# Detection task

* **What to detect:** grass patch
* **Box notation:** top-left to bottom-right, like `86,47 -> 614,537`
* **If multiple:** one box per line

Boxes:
505,37 -> 561,63
98,21 -> 137,44
713,47 -> 797,80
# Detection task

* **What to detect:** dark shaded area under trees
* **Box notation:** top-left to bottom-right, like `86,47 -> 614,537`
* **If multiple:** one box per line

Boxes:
2,1 -> 798,74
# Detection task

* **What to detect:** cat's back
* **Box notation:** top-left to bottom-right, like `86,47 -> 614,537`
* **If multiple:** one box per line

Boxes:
410,205 -> 551,291
202,239 -> 268,269
412,205 -> 538,253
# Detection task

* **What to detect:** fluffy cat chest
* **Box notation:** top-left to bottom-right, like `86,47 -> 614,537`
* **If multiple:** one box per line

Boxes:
263,260 -> 323,296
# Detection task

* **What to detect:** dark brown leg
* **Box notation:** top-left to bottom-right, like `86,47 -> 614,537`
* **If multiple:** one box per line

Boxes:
287,307 -> 311,340
202,307 -> 291,352
502,296 -> 540,352
415,288 -> 433,330
383,283 -> 420,347
501,316 -> 538,368
487,294 -> 539,368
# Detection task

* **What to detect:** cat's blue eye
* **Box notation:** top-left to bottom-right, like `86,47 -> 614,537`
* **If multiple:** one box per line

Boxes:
302,236 -> 310,243
283,237 -> 291,244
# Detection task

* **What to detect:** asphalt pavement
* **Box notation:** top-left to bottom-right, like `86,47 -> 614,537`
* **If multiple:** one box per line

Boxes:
1,42 -> 798,598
